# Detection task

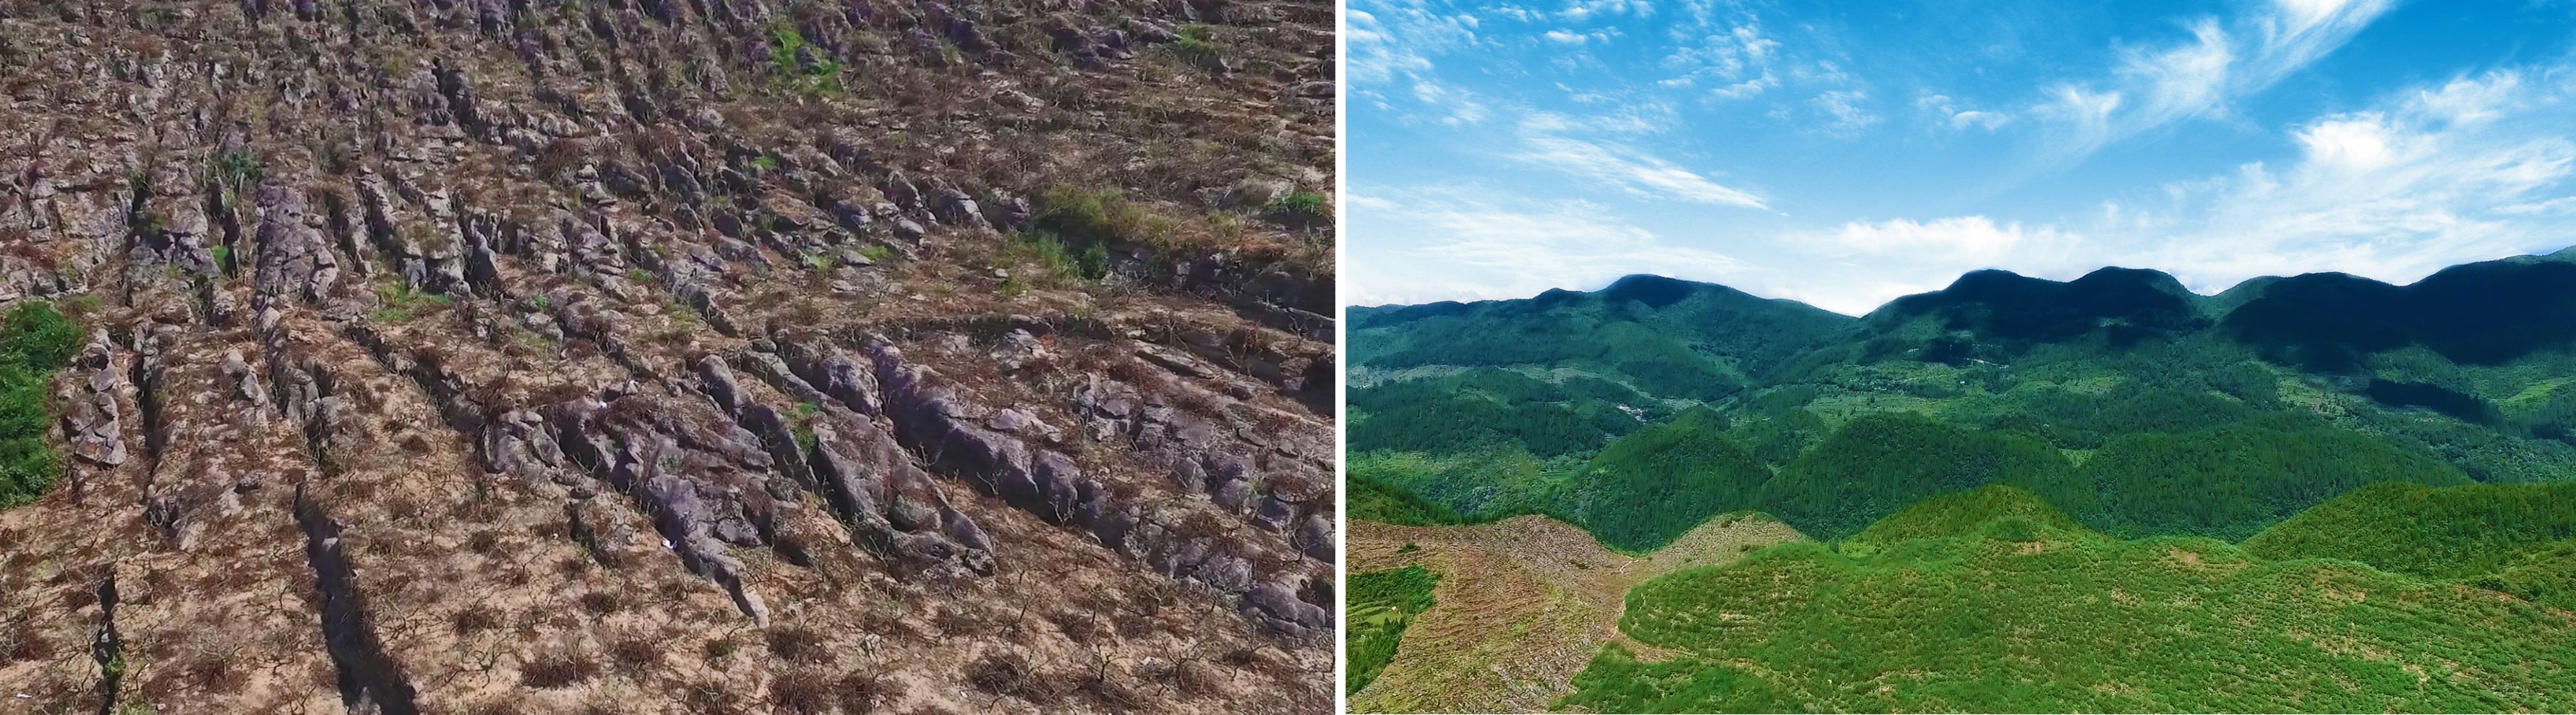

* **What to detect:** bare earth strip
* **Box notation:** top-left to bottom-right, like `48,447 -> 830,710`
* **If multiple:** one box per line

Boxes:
1347,514 -> 1806,713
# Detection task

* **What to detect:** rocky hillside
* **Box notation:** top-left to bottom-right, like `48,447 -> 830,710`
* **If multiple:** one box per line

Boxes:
0,0 -> 1335,712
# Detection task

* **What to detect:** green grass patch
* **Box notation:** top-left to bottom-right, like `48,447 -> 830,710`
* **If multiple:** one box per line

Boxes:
766,22 -> 844,98
1033,186 -> 1155,249
1346,565 -> 1439,695
1348,470 -> 1466,526
1,301 -> 81,508
999,228 -> 1109,283
1168,24 -> 1223,70
370,281 -> 452,323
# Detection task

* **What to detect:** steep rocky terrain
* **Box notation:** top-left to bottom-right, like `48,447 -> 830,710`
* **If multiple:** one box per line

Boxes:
0,0 -> 1335,712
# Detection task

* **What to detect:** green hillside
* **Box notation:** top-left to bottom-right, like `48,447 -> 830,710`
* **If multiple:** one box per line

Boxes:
1760,412 -> 2071,540
1346,565 -> 1440,695
2039,414 -> 2471,540
2243,480 -> 2576,581
1562,490 -> 2576,713
1562,409 -> 1774,550
1350,252 -> 2576,711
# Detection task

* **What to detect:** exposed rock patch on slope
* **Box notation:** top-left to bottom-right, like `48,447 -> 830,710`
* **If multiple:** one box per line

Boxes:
0,0 -> 1334,711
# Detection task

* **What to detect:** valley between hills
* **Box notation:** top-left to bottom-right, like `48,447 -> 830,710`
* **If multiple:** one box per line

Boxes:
1345,249 -> 2576,713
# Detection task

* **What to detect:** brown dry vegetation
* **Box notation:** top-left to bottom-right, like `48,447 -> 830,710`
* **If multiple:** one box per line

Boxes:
0,0 -> 1334,711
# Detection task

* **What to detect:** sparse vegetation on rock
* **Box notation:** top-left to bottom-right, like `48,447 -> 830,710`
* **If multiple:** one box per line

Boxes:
0,0 -> 1335,711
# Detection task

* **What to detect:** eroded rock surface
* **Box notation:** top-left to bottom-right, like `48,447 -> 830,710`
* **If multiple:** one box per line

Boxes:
0,0 -> 1334,711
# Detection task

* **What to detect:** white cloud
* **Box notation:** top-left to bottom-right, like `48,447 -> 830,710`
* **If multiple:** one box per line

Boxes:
1754,216 -> 2095,314
1411,80 -> 1492,124
1510,124 -> 1769,207
1950,110 -> 2013,131
1542,28 -> 1623,45
2032,0 -> 2393,169
2291,115 -> 2397,171
2097,64 -> 2576,294
1346,2 -> 1483,85
1812,89 -> 1880,132
1346,187 -> 1752,305
1662,21 -> 1780,97
1920,93 -> 2014,132
1561,0 -> 1653,22
1810,216 -> 2071,263
2414,71 -> 2525,125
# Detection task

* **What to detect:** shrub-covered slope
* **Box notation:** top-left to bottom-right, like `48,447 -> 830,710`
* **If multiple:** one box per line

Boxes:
1565,489 -> 2576,713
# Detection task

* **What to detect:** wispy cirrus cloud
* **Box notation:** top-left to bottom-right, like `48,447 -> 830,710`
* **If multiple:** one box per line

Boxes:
1346,3 -> 1482,85
1509,127 -> 1771,208
2032,0 -> 2395,169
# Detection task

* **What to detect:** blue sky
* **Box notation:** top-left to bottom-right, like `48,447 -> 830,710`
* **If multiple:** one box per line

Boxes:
1345,0 -> 2576,314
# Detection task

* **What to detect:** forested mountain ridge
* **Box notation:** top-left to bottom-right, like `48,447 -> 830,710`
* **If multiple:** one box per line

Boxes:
1351,248 -> 2576,548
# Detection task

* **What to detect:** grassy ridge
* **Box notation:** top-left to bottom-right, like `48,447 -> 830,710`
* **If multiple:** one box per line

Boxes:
1,301 -> 82,508
2243,480 -> 2576,581
1565,487 -> 2576,713
1346,566 -> 1439,695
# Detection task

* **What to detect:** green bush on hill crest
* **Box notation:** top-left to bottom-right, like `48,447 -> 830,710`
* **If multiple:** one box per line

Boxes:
1760,411 -> 2071,541
1564,408 -> 1773,551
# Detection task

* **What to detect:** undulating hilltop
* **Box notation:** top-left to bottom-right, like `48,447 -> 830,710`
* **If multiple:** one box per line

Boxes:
0,0 -> 1335,713
1345,249 -> 2576,712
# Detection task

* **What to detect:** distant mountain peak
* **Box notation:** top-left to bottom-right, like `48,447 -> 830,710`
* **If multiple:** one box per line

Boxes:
1599,273 -> 1723,308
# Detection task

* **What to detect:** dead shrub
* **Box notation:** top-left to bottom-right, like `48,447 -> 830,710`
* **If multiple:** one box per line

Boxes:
838,670 -> 899,714
1,620 -> 54,662
682,680 -> 739,714
604,630 -> 661,674
450,605 -> 503,635
520,648 -> 602,688
964,651 -> 1063,704
703,636 -> 740,662
764,625 -> 826,664
577,590 -> 623,615
767,667 -> 837,714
